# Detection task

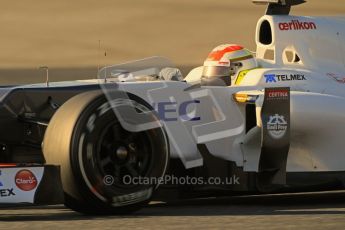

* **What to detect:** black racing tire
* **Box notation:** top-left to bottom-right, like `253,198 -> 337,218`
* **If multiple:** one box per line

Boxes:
43,90 -> 169,215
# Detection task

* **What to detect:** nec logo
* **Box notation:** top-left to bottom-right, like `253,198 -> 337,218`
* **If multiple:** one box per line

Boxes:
155,100 -> 200,121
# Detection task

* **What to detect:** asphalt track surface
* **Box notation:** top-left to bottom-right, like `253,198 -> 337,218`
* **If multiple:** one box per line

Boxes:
1,191 -> 345,229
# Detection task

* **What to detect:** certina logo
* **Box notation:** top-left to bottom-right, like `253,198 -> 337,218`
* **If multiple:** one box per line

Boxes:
264,74 -> 306,83
267,114 -> 288,139
267,90 -> 288,98
279,20 -> 317,31
15,169 -> 37,191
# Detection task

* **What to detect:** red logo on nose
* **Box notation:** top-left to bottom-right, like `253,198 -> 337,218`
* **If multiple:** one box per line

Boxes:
15,169 -> 37,191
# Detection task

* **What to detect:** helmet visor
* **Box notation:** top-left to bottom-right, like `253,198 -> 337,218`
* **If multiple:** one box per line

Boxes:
202,66 -> 230,78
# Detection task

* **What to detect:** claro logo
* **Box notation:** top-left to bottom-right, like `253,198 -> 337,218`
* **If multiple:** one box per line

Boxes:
15,169 -> 38,191
279,20 -> 317,31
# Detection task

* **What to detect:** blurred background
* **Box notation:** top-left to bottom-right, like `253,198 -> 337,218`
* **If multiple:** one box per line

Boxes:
0,0 -> 344,83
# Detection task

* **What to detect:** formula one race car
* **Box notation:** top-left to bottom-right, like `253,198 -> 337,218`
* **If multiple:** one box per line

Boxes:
1,0 -> 345,214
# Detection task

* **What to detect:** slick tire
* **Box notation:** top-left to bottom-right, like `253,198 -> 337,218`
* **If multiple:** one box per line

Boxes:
43,90 -> 169,215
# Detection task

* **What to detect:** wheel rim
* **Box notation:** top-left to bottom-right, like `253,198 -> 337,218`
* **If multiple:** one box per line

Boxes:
95,121 -> 153,189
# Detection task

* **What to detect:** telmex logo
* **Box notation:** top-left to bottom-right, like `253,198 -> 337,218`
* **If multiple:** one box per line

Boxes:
0,188 -> 15,197
265,74 -> 277,83
264,74 -> 306,83
15,169 -> 38,191
279,20 -> 317,31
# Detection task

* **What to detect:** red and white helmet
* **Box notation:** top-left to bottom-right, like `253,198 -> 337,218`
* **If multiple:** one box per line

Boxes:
202,44 -> 258,86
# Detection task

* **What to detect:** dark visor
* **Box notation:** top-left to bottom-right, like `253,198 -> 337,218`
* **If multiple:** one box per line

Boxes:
202,66 -> 230,78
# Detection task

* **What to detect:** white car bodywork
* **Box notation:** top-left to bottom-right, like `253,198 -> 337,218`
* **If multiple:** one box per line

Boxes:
182,14 -> 345,173
2,10 -> 344,176
1,0 -> 345,210
0,167 -> 44,203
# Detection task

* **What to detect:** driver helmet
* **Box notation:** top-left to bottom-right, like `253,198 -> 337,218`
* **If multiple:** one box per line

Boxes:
201,44 -> 258,86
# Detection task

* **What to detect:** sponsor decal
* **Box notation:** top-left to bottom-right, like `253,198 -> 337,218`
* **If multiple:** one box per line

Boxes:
15,169 -> 38,191
265,74 -> 276,83
0,169 -> 16,197
264,74 -> 306,83
327,73 -> 345,84
155,100 -> 200,121
267,89 -> 289,99
0,188 -> 15,197
266,114 -> 288,139
278,20 -> 317,31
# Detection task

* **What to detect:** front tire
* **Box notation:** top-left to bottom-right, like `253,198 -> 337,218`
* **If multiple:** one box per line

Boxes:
43,90 -> 169,214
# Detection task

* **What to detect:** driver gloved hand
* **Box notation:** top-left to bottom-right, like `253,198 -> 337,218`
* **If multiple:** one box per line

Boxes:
158,67 -> 184,81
